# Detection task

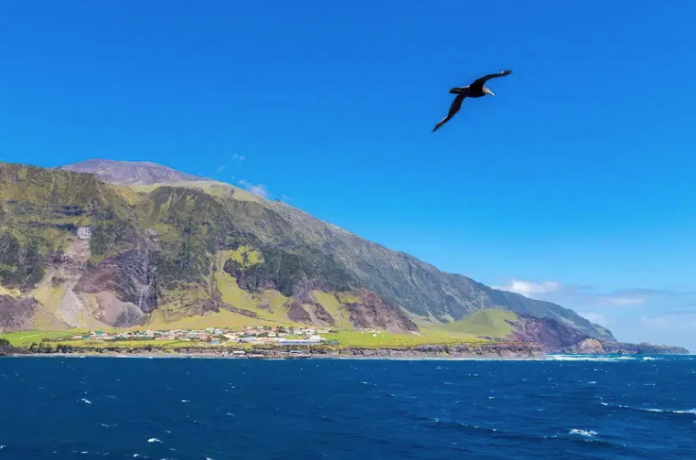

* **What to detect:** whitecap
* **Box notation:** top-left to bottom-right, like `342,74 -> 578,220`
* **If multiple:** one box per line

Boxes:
645,408 -> 696,415
569,429 -> 597,437
603,402 -> 696,415
181,400 -> 189,403
81,399 -> 92,405
587,381 -> 597,385
0,445 -> 6,450
147,438 -> 162,444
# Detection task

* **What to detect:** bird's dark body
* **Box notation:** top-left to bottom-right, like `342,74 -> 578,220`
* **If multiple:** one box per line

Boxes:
432,69 -> 512,133
449,86 -> 485,98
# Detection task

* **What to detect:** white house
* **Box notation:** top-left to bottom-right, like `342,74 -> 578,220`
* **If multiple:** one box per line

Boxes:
76,226 -> 92,240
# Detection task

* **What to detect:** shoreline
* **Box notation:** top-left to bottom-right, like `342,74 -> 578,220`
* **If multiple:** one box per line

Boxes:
4,349 -> 686,361
4,352 -> 551,361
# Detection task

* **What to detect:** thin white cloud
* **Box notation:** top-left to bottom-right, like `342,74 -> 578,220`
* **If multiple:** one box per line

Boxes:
494,280 -> 562,299
606,297 -> 645,306
232,154 -> 246,162
238,179 -> 269,198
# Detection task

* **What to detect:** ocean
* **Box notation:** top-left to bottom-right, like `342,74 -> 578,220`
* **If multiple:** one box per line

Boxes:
0,356 -> 694,459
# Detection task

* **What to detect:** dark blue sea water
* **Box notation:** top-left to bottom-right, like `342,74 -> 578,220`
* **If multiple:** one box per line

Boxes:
1,356 -> 695,460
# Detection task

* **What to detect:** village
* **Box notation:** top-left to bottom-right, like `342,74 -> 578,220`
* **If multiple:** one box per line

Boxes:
73,326 -> 336,346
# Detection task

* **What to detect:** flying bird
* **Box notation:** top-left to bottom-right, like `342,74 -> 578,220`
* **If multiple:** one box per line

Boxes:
432,69 -> 512,133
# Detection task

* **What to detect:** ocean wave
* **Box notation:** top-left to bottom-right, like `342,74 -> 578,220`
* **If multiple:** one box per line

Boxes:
147,438 -> 162,444
81,398 -> 92,405
569,429 -> 597,438
602,402 -> 696,416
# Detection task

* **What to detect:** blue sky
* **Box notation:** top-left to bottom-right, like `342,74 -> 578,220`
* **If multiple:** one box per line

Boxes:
1,1 -> 695,348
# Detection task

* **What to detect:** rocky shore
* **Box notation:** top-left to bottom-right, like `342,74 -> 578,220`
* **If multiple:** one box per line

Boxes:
8,341 -> 544,359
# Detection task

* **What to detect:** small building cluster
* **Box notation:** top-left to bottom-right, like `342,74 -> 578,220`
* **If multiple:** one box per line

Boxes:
75,326 -> 333,346
76,226 -> 92,240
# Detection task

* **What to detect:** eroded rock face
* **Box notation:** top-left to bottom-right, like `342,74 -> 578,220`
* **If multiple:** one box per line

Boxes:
508,315 -> 590,352
343,290 -> 419,333
313,303 -> 335,325
0,295 -> 39,333
286,299 -> 312,324
76,249 -> 158,313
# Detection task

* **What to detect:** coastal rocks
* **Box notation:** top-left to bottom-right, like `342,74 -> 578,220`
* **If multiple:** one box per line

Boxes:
562,338 -> 689,355
0,338 -> 18,356
24,341 -> 543,359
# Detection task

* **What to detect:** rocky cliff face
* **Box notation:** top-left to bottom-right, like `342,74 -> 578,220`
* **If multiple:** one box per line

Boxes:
509,315 -> 593,352
0,295 -> 40,332
508,316 -> 689,354
562,338 -> 689,355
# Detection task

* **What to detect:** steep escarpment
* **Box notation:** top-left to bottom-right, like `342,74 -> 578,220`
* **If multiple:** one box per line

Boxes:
509,314 -> 592,352
507,314 -> 688,354
0,160 -> 627,346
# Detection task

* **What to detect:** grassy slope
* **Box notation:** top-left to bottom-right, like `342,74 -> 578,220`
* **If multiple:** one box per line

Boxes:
435,309 -> 518,338
0,330 -> 76,346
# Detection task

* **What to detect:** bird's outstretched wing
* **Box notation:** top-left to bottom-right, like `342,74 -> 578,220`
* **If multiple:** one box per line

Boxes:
432,93 -> 466,133
470,69 -> 512,91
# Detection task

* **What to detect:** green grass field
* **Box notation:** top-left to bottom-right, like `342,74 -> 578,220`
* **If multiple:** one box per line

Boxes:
0,330 -> 76,346
436,309 -> 518,338
325,329 -> 490,348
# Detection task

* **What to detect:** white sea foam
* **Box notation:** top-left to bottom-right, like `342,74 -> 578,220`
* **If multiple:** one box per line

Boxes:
602,402 -> 696,415
181,400 -> 189,403
0,445 -> 6,450
147,438 -> 162,444
569,429 -> 597,437
548,355 -> 636,362
81,398 -> 92,405
644,408 -> 696,415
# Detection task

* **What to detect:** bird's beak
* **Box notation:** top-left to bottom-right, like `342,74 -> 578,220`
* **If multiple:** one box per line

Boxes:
488,90 -> 495,96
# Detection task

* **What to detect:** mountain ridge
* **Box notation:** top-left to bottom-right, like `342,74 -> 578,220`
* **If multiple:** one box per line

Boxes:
2,159 -> 672,353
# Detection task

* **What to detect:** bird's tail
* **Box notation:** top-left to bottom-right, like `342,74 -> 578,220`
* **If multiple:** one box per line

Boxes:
449,87 -> 461,94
